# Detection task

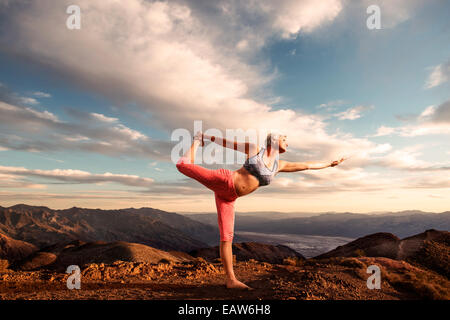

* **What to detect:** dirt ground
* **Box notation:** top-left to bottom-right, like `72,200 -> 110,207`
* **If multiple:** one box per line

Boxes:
0,258 -> 418,300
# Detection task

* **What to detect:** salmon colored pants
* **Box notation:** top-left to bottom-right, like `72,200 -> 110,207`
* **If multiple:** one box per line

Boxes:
176,157 -> 239,242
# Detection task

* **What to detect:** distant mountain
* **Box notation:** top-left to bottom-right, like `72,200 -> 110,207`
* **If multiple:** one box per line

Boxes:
14,239 -> 193,271
186,211 -> 321,226
186,211 -> 450,239
121,207 -> 219,245
190,242 -> 305,264
0,231 -> 37,262
0,204 -> 220,252
316,229 -> 450,278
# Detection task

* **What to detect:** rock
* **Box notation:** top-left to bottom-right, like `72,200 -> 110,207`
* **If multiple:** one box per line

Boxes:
0,259 -> 9,271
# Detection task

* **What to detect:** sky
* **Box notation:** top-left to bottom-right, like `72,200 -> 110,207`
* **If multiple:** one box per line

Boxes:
0,0 -> 449,213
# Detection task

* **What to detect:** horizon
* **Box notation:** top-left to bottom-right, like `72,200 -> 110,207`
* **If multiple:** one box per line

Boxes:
1,202 -> 448,216
0,1 -> 449,212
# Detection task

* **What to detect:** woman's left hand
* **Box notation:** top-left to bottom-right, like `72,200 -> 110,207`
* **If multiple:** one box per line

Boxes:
330,157 -> 346,167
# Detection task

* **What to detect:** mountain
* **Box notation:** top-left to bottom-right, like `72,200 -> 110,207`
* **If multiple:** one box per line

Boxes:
315,229 -> 450,278
187,211 -> 450,239
14,239 -> 193,271
0,229 -> 449,300
121,207 -> 219,245
0,204 -> 219,252
185,211 -> 321,226
315,232 -> 401,259
0,231 -> 37,262
190,242 -> 305,264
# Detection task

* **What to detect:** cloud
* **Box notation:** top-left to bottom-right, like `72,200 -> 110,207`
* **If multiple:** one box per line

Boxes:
424,59 -> 450,89
373,126 -> 396,137
18,97 -> 39,105
0,99 -> 171,160
403,174 -> 450,189
262,0 -> 343,38
31,91 -> 52,98
431,100 -> 450,123
373,101 -> 450,137
367,145 -> 446,171
0,82 -> 41,106
0,0 -> 394,169
0,165 -> 154,188
0,173 -> 46,189
316,99 -> 347,111
90,113 -> 118,123
0,0 -> 365,160
0,100 -> 61,126
334,105 -> 373,120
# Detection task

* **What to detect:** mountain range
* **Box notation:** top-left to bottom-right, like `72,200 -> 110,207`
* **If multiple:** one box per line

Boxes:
0,204 -> 218,252
0,204 -> 449,300
186,210 -> 450,238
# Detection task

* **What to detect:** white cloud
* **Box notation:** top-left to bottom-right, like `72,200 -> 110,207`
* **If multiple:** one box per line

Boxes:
335,105 -> 373,120
18,97 -> 39,105
90,112 -> 118,123
0,1 -> 391,164
424,60 -> 450,89
418,105 -> 436,120
373,101 -> 450,137
0,165 -> 154,188
316,99 -> 347,110
112,124 -> 147,141
369,145 -> 429,170
25,107 -> 60,122
32,91 -> 52,98
63,135 -> 90,142
0,173 -> 46,189
0,100 -> 168,160
373,126 -> 396,137
266,0 -> 343,37
0,101 -> 60,124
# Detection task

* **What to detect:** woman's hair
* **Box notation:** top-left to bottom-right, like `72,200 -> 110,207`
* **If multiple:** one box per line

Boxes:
265,132 -> 283,148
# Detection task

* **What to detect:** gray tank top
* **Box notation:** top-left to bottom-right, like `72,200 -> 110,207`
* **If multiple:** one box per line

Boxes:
243,147 -> 278,186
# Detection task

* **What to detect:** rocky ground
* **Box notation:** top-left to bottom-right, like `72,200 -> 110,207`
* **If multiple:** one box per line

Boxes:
1,256 -> 448,300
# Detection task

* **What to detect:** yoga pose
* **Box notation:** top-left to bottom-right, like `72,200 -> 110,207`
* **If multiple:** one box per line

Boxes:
176,131 -> 346,290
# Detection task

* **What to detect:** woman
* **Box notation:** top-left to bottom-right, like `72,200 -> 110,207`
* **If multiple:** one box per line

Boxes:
176,131 -> 346,290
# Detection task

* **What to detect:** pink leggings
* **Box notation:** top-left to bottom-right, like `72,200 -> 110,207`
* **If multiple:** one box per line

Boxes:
176,157 -> 239,242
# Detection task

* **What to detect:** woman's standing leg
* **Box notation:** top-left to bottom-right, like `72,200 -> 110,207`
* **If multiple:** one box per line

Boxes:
215,194 -> 251,290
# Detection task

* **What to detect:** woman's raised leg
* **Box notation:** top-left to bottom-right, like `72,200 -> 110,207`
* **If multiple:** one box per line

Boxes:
176,138 -> 230,193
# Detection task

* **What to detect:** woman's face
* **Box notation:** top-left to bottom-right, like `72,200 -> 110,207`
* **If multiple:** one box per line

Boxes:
278,135 -> 288,153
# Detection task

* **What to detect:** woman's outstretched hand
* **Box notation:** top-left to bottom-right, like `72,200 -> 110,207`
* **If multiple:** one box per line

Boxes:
330,157 -> 346,167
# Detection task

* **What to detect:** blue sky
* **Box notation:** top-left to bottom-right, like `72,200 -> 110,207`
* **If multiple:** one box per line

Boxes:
0,0 -> 449,213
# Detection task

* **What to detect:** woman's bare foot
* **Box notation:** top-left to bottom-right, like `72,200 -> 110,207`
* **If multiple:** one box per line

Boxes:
226,279 -> 253,290
193,131 -> 204,146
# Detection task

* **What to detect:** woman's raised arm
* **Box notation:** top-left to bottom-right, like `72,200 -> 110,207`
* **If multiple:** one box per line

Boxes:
278,158 -> 346,172
203,133 -> 257,155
